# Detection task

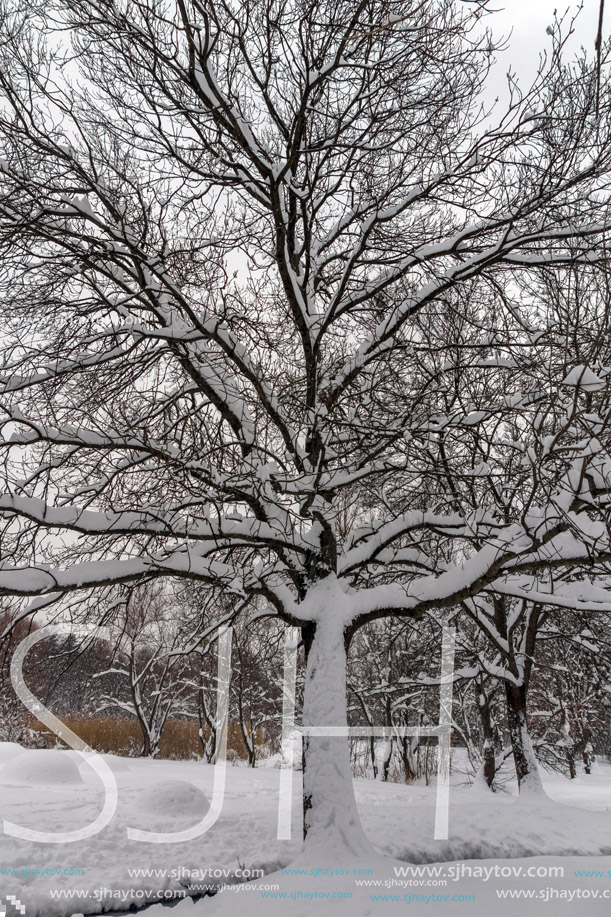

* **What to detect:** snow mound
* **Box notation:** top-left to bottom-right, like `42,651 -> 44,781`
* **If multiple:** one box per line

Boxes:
68,750 -> 130,774
0,741 -> 25,762
98,752 -> 131,772
136,779 -> 209,818
0,749 -> 84,786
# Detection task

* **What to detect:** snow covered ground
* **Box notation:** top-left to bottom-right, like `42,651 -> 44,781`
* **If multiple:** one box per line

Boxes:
1,743 -> 611,915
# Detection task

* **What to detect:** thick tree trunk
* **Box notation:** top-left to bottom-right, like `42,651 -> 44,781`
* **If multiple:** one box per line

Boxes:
477,739 -> 496,789
477,686 -> 496,789
400,736 -> 417,783
198,685 -> 218,763
237,704 -> 256,767
377,738 -> 392,782
567,745 -> 577,780
559,697 -> 576,778
504,682 -> 544,794
301,617 -> 375,859
376,697 -> 392,782
198,718 -> 217,763
582,733 -> 594,775
370,735 -> 378,779
140,730 -> 151,758
150,732 -> 160,759
246,733 -> 256,768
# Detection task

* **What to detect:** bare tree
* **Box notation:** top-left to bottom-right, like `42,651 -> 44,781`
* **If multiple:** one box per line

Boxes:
230,616 -> 283,766
0,605 -> 42,744
188,644 -> 222,763
2,0 -> 611,857
96,583 -> 191,757
528,608 -> 611,778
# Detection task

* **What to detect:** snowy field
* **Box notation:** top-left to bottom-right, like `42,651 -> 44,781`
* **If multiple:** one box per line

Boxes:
1,743 -> 611,916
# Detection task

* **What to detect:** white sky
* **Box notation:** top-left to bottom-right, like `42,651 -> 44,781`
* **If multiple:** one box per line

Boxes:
485,1 -> 606,99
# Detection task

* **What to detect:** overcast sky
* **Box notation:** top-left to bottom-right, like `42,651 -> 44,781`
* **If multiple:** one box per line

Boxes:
484,1 -> 605,98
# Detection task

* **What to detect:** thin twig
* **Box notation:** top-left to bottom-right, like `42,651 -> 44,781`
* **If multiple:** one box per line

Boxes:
595,0 -> 605,117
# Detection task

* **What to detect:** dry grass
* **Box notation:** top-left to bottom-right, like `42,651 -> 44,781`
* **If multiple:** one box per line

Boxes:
21,714 -> 267,761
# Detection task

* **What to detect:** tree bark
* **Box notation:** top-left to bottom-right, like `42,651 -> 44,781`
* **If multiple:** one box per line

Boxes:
377,738 -> 392,782
477,685 -> 497,789
301,617 -> 375,858
504,681 -> 544,794
400,736 -> 417,783
376,696 -> 393,782
582,730 -> 594,775
567,745 -> 577,780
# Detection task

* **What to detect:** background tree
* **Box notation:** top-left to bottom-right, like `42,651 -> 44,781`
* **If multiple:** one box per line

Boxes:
230,616 -> 284,767
95,583 -> 191,757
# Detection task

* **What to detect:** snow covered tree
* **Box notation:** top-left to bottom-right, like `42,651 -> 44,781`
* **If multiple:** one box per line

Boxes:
230,616 -> 284,766
95,583 -> 192,757
0,606 -> 42,743
455,595 -> 547,792
430,251 -> 611,793
347,615 -> 444,783
528,608 -> 611,778
2,0 -> 611,857
348,620 -> 400,781
185,640 -> 223,763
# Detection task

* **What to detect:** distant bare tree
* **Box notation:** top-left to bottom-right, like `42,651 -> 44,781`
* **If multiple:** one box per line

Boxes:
96,584 -> 190,757
230,617 -> 283,767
